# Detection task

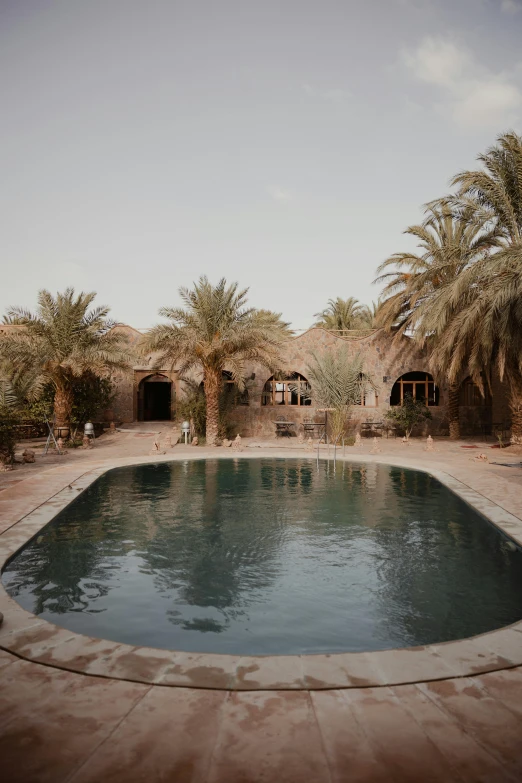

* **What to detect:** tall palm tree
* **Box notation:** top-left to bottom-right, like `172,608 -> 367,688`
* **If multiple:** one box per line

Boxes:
419,132 -> 522,443
0,289 -> 132,432
143,277 -> 285,446
313,297 -> 373,333
375,203 -> 498,438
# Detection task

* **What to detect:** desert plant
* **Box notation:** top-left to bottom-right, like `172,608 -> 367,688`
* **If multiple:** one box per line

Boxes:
0,289 -> 132,433
70,373 -> 115,438
384,393 -> 432,440
177,376 -> 252,440
177,381 -> 207,438
143,277 -> 284,446
304,350 -> 374,444
0,380 -> 20,468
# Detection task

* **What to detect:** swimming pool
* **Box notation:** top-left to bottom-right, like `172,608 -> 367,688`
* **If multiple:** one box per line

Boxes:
3,458 -> 522,655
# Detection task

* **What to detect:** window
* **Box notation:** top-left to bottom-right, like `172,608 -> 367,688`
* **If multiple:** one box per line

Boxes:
362,387 -> 378,407
353,374 -> 378,407
390,372 -> 439,406
262,372 -> 312,406
201,372 -> 249,406
459,377 -> 491,407
223,371 -> 249,406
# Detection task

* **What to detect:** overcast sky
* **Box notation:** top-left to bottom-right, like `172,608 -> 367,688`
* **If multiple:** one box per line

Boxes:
1,0 -> 521,330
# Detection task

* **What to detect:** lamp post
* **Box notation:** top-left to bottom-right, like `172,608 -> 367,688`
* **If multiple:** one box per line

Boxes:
181,421 -> 191,445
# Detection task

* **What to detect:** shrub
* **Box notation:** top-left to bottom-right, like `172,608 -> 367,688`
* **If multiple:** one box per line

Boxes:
22,374 -> 115,440
177,380 -> 244,440
0,381 -> 20,467
177,383 -> 207,437
384,393 -> 432,439
305,350 -> 375,445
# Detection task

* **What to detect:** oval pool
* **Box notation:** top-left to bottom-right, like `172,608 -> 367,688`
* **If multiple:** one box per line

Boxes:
3,458 -> 522,655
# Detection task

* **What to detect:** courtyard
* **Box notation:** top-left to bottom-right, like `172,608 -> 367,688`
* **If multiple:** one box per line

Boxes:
1,427 -> 522,782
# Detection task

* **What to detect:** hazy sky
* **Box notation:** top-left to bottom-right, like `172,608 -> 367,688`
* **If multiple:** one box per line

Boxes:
1,0 -> 522,330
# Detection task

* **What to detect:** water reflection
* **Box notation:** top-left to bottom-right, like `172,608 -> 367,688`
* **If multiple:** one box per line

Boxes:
3,459 -> 522,654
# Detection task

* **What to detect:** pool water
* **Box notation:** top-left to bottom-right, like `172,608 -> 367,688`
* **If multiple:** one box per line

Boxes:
3,458 -> 522,655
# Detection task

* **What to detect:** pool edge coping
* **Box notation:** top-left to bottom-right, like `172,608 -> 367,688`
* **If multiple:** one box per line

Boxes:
1,449 -> 521,691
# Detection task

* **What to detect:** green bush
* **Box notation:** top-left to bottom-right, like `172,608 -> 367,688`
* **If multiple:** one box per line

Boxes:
384,393 -> 432,439
0,381 -> 20,466
177,380 -> 245,440
22,374 -> 115,439
177,384 -> 207,437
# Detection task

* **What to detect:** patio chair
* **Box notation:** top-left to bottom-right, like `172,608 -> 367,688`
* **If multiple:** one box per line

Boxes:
303,417 -> 315,438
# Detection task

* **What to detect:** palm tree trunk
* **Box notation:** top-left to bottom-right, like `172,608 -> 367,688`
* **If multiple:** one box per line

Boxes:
54,386 -> 73,434
448,380 -> 460,440
204,369 -> 221,446
509,382 -> 522,445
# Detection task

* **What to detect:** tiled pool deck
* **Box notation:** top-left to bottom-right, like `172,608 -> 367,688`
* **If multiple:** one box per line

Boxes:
1,430 -> 522,781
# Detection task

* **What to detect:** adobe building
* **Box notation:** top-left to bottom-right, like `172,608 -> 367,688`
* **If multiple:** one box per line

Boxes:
108,326 -> 511,438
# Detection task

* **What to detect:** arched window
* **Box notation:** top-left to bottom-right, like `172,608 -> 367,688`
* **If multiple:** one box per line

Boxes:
390,372 -> 439,406
262,372 -> 312,406
459,377 -> 491,407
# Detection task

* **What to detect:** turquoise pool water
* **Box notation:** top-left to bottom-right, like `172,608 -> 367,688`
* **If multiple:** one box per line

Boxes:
3,458 -> 522,654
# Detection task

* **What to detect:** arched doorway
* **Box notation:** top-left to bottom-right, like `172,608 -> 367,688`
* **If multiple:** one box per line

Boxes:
138,374 -> 173,421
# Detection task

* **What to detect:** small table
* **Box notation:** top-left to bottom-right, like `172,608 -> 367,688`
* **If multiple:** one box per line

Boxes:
275,421 -> 296,437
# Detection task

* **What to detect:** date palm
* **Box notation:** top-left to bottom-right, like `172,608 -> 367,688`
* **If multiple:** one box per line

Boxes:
313,297 -> 373,333
0,289 -> 132,432
305,349 -> 373,445
144,277 -> 285,446
420,132 -> 522,442
375,203 -> 498,438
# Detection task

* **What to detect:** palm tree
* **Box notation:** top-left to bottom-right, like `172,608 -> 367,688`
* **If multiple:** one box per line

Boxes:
143,277 -> 285,446
420,132 -> 522,443
250,309 -> 294,336
0,289 -> 132,433
305,349 -> 373,445
375,203 -> 498,439
313,297 -> 374,333
362,301 -> 382,328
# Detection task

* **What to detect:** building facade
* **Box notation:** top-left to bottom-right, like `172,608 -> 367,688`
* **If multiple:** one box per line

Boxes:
107,326 -> 510,438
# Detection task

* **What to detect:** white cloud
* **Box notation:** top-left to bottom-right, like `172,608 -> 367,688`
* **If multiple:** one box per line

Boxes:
453,79 -> 522,127
268,187 -> 293,203
401,38 -> 470,88
501,0 -> 521,14
401,36 -> 522,129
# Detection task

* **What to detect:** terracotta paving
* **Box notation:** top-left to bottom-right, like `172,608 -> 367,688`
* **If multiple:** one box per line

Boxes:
1,430 -> 522,781
1,650 -> 522,782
